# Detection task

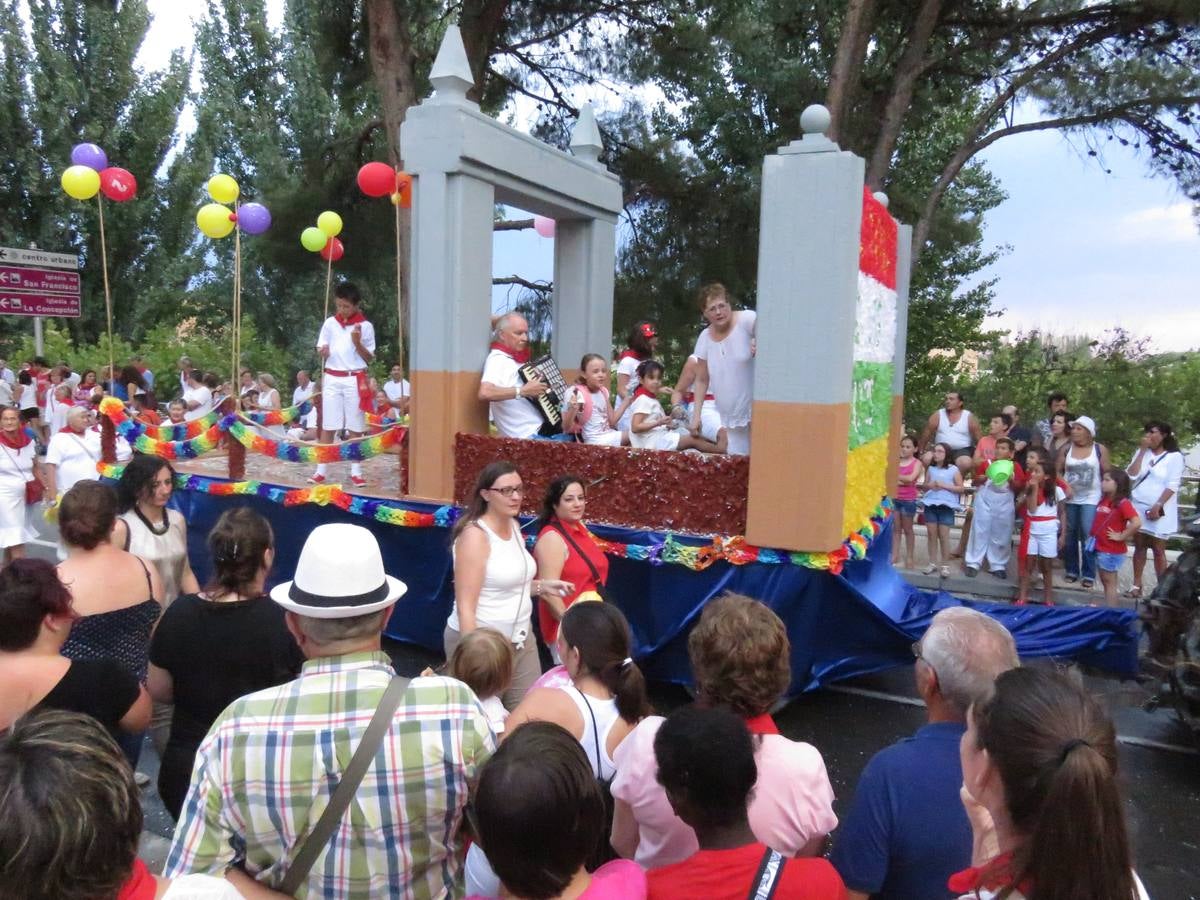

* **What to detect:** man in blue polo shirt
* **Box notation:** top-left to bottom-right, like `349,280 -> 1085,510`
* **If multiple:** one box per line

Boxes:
831,607 -> 1019,899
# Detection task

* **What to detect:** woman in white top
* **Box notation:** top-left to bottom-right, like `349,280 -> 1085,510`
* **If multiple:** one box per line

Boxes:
467,602 -> 651,896
689,283 -> 756,455
1057,415 -> 1110,589
0,406 -> 45,563
446,462 -> 572,709
181,370 -> 213,422
43,407 -> 100,500
1127,420 -> 1187,598
955,667 -> 1150,900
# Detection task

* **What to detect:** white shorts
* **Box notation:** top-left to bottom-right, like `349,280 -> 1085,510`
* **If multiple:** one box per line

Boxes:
684,402 -> 724,444
321,373 -> 365,433
1024,530 -> 1058,558
585,429 -> 623,448
642,430 -> 681,452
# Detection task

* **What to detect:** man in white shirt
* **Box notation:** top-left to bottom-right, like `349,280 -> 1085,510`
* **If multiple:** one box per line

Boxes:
478,313 -> 549,440
311,282 -> 375,486
383,364 -> 411,417
0,359 -> 13,387
292,369 -> 314,407
689,283 -> 756,455
290,370 -> 317,437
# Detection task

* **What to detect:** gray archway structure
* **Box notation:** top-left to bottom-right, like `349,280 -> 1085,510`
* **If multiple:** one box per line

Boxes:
401,25 -> 623,501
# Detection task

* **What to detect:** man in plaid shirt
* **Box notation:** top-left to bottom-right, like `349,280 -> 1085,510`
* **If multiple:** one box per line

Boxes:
165,523 -> 496,899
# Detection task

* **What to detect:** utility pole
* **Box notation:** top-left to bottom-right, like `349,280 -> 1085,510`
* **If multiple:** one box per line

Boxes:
28,242 -> 43,355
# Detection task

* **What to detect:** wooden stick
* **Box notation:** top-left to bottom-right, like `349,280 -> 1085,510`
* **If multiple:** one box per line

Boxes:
95,195 -> 115,390
323,251 -> 333,322
231,203 -> 240,388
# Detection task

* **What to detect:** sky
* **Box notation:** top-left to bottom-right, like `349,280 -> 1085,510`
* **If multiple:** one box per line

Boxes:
132,2 -> 1199,352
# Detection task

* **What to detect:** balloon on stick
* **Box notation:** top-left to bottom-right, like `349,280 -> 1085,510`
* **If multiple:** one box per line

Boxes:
208,173 -> 240,204
320,237 -> 344,262
316,210 -> 343,237
61,165 -> 101,200
357,161 -> 395,197
300,226 -> 327,252
98,167 -> 137,202
237,202 -> 272,235
197,203 -> 235,239
534,215 -> 555,238
70,143 -> 108,171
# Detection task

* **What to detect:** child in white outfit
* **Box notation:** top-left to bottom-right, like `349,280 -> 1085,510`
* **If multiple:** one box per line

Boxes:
628,360 -> 725,454
448,627 -> 515,736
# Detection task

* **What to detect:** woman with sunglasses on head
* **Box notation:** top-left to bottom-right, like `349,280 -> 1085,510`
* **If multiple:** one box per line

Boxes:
447,462 -> 574,709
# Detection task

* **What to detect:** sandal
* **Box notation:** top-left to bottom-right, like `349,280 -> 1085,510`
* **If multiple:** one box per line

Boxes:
1124,586 -> 1142,599
1081,579 -> 1094,590
1064,575 -> 1078,584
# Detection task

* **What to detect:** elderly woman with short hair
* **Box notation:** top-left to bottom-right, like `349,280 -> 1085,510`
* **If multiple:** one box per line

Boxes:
610,592 -> 837,868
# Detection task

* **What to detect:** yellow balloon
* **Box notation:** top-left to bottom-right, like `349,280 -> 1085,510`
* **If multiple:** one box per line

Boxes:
300,226 -> 327,252
197,203 -> 235,239
61,165 -> 101,201
317,210 -> 343,237
207,173 -> 240,204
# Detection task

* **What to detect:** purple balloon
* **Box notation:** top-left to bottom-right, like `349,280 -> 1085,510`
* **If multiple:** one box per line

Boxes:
237,202 -> 272,235
70,142 -> 108,171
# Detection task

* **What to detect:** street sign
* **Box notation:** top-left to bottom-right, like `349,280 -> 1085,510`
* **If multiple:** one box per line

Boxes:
0,265 -> 80,293
0,291 -> 81,318
0,246 -> 79,270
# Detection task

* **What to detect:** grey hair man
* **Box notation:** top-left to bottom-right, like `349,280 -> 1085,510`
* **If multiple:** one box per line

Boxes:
831,607 -> 1019,900
478,312 -> 548,439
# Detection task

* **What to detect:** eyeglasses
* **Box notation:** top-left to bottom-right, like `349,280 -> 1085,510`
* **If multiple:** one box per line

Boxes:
912,641 -> 938,681
488,485 -> 525,497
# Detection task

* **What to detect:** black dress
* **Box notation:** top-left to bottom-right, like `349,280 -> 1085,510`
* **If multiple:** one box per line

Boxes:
149,592 -> 303,819
34,659 -> 141,738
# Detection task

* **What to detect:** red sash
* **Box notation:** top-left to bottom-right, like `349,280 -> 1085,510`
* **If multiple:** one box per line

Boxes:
355,371 -> 372,413
489,341 -> 531,365
618,348 -> 643,362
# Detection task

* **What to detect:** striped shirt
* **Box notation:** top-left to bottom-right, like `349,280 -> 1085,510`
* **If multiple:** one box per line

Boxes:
164,651 -> 496,899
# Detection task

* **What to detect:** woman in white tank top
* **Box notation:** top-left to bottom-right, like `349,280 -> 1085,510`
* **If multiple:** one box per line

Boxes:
447,463 -> 574,710
1057,416 -> 1110,587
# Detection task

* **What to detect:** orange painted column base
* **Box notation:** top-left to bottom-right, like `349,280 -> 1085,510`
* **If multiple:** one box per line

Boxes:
747,400 -> 851,552
408,369 -> 489,503
884,393 -> 904,497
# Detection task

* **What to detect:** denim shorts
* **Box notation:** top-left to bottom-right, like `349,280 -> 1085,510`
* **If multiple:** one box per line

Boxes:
893,499 -> 918,518
923,504 -> 956,527
1096,551 -> 1125,573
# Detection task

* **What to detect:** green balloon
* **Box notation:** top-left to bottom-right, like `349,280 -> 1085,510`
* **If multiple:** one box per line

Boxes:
300,226 -> 327,252
987,459 -> 1014,487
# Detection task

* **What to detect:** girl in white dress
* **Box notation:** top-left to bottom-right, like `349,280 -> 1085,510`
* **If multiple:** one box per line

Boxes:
628,361 -> 725,454
562,354 -> 632,447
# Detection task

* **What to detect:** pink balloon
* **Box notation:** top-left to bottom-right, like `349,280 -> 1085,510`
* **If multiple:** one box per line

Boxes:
533,215 -> 555,238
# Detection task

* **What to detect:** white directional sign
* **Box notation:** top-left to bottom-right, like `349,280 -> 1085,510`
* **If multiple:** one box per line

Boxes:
0,246 -> 79,269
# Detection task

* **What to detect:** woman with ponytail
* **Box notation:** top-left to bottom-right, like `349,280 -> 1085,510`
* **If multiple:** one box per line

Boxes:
506,601 -> 650,768
952,667 -> 1149,899
147,507 -> 302,819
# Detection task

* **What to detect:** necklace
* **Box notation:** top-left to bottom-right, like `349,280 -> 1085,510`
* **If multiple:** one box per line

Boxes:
134,505 -> 170,536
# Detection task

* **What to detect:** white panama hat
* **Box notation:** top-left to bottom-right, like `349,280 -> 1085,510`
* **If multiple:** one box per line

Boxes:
270,523 -> 406,619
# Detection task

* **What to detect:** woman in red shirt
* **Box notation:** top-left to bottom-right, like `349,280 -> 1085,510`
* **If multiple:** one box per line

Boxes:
532,475 -> 610,660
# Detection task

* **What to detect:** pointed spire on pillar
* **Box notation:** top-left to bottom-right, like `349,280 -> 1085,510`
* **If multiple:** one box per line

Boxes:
429,25 -> 475,106
570,103 -> 604,165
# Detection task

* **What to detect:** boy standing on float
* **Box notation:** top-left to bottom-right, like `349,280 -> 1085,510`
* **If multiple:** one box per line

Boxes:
309,282 -> 375,487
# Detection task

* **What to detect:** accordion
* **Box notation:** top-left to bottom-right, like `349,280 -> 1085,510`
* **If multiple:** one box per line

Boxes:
518,354 -> 569,435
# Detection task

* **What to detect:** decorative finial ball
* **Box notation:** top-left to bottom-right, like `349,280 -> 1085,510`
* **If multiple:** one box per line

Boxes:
800,104 -> 831,136
873,191 -> 890,208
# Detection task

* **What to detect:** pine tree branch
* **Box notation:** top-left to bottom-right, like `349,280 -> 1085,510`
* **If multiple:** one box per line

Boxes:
494,218 -> 535,231
494,275 -> 552,292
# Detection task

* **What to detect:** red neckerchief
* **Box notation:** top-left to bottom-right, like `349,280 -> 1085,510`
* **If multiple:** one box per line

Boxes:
744,713 -> 780,735
489,341 -> 531,365
633,386 -> 657,401
116,859 -> 157,900
618,348 -> 643,362
334,311 -> 367,327
947,852 -> 1032,897
0,428 -> 31,450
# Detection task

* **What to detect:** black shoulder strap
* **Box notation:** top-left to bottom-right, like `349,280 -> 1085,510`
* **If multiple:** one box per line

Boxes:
278,675 -> 411,895
748,846 -> 785,900
550,522 -> 601,586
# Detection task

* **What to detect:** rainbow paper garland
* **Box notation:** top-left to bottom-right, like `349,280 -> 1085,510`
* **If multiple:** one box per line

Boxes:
100,396 -> 404,465
239,398 -> 315,427
94,460 -> 892,574
365,410 -> 409,428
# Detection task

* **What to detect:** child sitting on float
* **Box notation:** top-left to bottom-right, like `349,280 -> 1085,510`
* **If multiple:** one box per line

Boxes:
629,360 -> 726,454
562,353 -> 631,447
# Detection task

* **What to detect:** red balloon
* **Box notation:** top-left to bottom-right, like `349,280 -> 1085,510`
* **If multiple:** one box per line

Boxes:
357,162 -> 395,198
98,167 -> 137,202
320,237 -> 344,262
